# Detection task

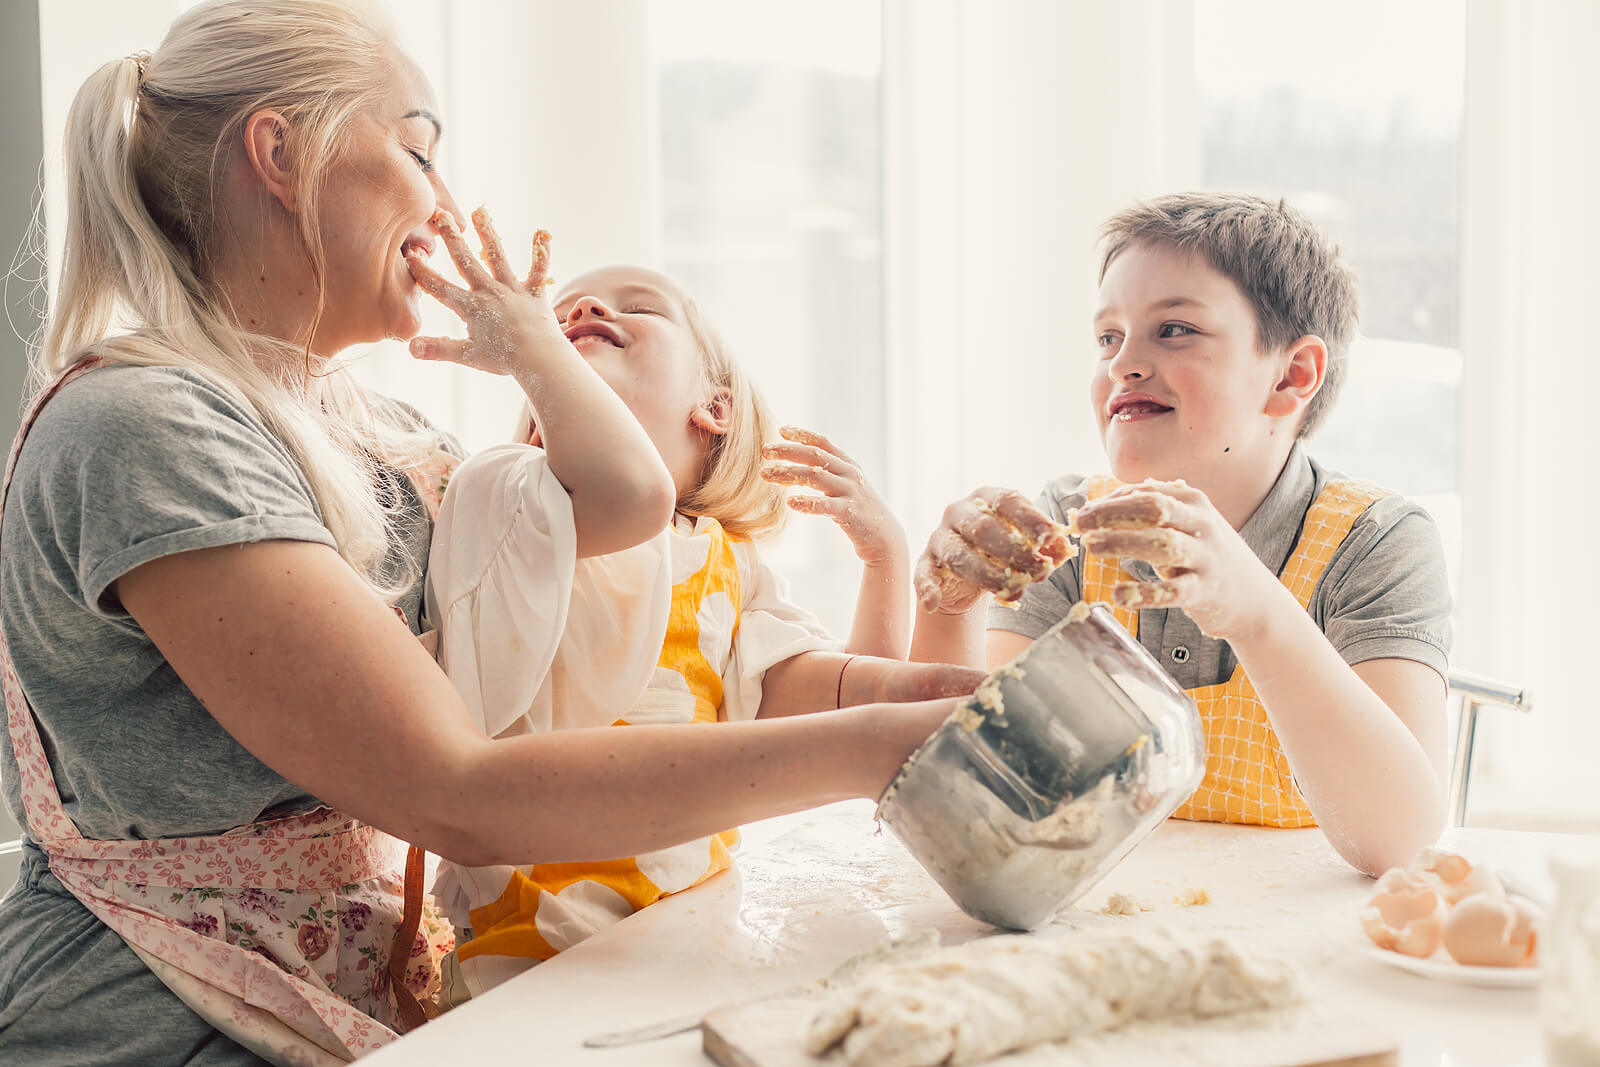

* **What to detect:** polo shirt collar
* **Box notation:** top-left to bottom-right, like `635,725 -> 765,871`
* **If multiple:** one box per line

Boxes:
1236,442 -> 1315,577
1121,443 -> 1314,581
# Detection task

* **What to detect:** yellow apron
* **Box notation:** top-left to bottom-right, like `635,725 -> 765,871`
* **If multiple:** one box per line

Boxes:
459,518 -> 745,962
1078,476 -> 1389,828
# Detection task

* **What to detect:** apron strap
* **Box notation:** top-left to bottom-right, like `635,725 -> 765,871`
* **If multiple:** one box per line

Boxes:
388,844 -> 433,1032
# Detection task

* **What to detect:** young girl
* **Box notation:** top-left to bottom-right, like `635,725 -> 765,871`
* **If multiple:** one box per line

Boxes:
416,244 -> 973,997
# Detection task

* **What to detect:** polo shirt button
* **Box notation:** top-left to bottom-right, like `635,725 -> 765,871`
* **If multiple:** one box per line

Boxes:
1171,646 -> 1190,664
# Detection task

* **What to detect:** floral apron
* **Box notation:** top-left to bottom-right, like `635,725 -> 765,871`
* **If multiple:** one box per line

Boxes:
0,359 -> 453,1065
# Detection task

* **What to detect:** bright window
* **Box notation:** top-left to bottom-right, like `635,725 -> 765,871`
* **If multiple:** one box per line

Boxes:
652,0 -> 886,639
1193,0 -> 1467,583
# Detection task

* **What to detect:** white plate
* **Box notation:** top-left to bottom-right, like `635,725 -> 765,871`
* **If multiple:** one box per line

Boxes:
1354,942 -> 1540,989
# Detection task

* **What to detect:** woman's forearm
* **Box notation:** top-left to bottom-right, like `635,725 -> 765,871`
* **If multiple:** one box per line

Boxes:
118,540 -> 949,872
445,704 -> 942,866
1231,584 -> 1447,875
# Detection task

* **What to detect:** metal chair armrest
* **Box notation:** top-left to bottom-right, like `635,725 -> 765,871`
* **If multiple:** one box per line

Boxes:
1445,670 -> 1534,827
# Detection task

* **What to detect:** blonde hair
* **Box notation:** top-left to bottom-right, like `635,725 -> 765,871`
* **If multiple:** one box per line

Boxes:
674,295 -> 787,540
1099,193 -> 1360,439
38,0 -> 442,597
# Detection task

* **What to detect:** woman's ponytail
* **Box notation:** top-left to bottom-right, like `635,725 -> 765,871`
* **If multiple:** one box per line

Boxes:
33,0 -> 446,600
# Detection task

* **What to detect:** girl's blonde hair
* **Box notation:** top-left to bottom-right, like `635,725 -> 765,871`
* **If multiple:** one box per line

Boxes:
39,0 -> 442,597
674,295 -> 787,540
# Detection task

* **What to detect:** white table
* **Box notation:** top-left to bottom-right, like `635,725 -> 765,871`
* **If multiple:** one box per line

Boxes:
369,801 -> 1565,1066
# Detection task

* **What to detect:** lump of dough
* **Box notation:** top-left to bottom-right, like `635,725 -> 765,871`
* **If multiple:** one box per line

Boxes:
805,928 -> 1302,1067
1100,892 -> 1154,916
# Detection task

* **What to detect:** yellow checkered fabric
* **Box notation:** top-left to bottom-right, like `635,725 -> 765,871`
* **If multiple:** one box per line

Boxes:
460,520 -> 745,962
1078,476 -> 1390,827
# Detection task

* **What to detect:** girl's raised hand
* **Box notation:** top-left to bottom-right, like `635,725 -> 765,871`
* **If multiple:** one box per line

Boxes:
405,207 -> 560,375
761,426 -> 908,568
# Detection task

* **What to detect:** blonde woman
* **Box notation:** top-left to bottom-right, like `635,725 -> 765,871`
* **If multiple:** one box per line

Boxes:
420,263 -> 953,998
0,1 -> 973,1063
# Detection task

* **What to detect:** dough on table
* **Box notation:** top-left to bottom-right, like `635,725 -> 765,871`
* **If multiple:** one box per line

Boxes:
805,927 -> 1303,1067
1099,892 -> 1154,916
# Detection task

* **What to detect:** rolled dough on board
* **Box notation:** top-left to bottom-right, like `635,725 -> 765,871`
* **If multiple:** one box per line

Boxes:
702,992 -> 1398,1067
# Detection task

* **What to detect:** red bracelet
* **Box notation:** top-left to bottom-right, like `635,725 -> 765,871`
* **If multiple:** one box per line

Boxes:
836,655 -> 860,709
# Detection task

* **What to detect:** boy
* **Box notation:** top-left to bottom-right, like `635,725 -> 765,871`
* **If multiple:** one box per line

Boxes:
910,193 -> 1450,876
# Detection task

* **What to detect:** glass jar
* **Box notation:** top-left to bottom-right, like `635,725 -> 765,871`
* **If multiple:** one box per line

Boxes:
1542,847 -> 1600,1067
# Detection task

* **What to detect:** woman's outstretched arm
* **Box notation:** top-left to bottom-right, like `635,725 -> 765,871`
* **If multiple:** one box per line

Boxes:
116,539 -> 950,867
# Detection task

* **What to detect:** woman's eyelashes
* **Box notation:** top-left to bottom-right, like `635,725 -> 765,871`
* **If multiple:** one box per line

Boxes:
405,147 -> 434,172
1157,322 -> 1195,339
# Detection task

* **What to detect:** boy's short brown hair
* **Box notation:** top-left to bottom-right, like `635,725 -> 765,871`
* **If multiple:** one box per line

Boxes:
1098,193 -> 1359,439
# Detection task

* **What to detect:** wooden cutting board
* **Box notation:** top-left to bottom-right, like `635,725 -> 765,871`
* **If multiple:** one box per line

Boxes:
702,991 -> 1399,1067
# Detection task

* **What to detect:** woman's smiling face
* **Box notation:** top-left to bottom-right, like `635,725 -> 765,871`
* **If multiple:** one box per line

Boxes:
311,61 -> 458,351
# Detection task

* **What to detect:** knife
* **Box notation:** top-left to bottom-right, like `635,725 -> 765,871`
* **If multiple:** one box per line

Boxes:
580,928 -> 943,1049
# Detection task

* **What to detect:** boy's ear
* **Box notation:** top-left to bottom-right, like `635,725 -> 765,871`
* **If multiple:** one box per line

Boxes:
242,108 -> 297,213
690,388 -> 734,437
1266,334 -> 1327,421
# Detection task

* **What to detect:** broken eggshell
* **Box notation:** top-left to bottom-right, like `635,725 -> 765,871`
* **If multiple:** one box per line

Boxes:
1361,867 -> 1449,958
1441,892 -> 1541,967
1412,847 -> 1505,905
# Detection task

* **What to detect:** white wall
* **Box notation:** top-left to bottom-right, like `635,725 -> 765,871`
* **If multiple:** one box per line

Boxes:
0,0 -> 52,888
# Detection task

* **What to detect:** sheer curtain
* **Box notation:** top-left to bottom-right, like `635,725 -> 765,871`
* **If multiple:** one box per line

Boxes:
1457,0 -> 1600,823
352,0 -> 659,455
881,0 -> 1198,548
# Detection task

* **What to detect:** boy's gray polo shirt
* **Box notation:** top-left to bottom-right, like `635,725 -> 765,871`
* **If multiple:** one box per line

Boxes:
988,443 -> 1452,687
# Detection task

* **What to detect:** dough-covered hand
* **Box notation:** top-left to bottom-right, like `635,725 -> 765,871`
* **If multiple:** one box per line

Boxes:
1073,480 -> 1274,638
405,206 -> 561,375
761,427 -> 908,569
913,488 -> 1074,616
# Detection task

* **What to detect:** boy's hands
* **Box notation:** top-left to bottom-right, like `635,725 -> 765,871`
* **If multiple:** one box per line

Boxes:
1074,481 -> 1277,641
912,488 -> 1074,615
405,207 -> 562,375
761,427 -> 908,568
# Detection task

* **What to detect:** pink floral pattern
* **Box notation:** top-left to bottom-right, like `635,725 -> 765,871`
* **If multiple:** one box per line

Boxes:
405,452 -> 459,521
0,360 -> 454,1065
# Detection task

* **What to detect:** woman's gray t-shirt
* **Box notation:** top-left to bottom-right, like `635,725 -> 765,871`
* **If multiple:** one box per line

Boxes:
0,365 -> 446,1064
